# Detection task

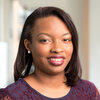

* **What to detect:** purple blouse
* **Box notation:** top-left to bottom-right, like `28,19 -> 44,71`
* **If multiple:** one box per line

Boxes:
0,79 -> 100,100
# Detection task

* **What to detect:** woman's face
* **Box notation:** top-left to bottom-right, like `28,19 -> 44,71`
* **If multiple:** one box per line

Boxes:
30,16 -> 73,75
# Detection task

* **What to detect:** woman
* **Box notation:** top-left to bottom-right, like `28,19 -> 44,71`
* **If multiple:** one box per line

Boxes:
0,6 -> 99,100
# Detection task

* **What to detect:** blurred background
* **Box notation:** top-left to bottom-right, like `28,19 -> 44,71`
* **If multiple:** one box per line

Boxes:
0,0 -> 100,91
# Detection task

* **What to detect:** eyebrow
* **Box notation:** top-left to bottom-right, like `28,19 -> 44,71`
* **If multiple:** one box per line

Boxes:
36,33 -> 70,37
37,33 -> 52,37
63,33 -> 71,36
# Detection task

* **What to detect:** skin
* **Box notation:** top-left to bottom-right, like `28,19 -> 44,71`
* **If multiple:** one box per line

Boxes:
24,16 -> 73,98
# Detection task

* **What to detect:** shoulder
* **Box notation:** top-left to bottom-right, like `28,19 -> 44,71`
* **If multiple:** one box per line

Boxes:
0,79 -> 28,99
77,79 -> 97,89
72,79 -> 100,99
0,78 -> 24,92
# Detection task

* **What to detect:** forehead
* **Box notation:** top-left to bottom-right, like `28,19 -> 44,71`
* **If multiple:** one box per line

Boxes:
32,16 -> 69,32
35,16 -> 64,24
30,16 -> 72,39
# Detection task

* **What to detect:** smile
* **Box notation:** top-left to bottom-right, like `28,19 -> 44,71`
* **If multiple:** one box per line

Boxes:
47,56 -> 65,66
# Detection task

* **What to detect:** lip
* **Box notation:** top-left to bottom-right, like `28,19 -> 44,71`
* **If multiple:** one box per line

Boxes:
47,55 -> 65,59
47,55 -> 65,66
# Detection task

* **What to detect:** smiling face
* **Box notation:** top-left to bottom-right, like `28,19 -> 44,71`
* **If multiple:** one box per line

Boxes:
24,16 -> 73,76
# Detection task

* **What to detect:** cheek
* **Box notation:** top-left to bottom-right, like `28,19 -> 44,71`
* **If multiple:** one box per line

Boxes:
31,44 -> 50,57
65,44 -> 73,56
70,45 -> 73,54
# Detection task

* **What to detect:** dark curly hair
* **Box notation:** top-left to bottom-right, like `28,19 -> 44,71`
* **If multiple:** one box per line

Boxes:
14,6 -> 82,86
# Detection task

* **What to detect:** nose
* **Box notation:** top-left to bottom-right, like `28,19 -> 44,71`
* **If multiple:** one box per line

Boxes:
50,40 -> 63,53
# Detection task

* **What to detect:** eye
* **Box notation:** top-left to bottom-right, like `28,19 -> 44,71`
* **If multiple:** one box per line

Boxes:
39,39 -> 50,43
63,39 -> 71,42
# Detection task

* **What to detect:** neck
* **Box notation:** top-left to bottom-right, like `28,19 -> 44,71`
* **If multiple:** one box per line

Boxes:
32,70 -> 66,88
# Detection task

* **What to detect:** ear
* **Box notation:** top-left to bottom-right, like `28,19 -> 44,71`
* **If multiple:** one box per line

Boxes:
24,39 -> 31,52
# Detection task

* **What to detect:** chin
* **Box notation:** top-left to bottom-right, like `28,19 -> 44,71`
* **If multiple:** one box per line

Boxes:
45,66 -> 65,75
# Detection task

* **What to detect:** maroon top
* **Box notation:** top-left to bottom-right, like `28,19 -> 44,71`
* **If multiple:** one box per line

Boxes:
0,79 -> 100,100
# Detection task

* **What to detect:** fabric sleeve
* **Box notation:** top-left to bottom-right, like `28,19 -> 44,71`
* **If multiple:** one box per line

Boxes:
96,88 -> 100,100
92,83 -> 100,100
91,83 -> 100,100
0,89 -> 12,100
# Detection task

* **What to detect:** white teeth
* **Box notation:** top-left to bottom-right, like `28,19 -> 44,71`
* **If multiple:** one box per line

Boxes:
50,58 -> 63,61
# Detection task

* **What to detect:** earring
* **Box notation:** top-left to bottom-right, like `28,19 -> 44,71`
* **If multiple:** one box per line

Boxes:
28,50 -> 31,54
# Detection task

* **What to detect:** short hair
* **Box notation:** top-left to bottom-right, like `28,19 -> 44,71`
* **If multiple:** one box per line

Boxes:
14,6 -> 82,86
